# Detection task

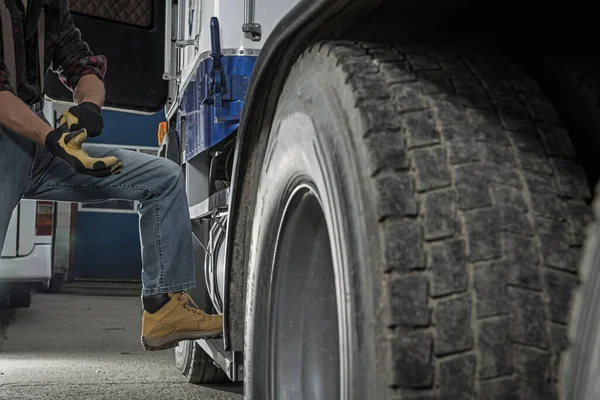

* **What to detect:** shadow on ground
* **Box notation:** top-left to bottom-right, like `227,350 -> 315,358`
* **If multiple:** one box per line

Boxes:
0,307 -> 15,347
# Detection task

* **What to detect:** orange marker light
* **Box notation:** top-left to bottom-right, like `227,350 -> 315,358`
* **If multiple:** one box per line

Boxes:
157,121 -> 168,145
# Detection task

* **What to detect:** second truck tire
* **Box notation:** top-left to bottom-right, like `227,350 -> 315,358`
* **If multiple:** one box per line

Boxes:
175,340 -> 228,384
244,41 -> 591,399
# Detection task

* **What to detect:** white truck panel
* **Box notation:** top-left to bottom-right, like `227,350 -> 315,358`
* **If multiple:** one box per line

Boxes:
177,0 -> 301,96
253,0 -> 301,46
18,201 -> 36,256
0,244 -> 52,281
1,207 -> 18,257
1,200 -> 51,259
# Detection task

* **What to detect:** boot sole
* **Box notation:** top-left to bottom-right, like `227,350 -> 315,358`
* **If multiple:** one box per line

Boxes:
141,329 -> 223,351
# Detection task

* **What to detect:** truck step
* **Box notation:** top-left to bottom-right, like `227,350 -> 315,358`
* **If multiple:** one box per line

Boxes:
189,187 -> 230,221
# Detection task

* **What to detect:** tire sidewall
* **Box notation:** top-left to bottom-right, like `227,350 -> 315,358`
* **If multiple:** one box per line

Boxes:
244,49 -> 382,400
563,219 -> 600,399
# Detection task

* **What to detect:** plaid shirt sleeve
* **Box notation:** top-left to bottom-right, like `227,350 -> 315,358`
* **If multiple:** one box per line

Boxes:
51,2 -> 107,91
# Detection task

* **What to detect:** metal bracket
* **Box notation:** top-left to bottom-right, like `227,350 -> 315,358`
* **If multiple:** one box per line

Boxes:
242,23 -> 262,42
175,35 -> 199,50
197,338 -> 244,381
189,187 -> 230,221
243,0 -> 261,41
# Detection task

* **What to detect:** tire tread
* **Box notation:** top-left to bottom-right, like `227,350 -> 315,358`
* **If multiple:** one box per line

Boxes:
298,41 -> 592,398
179,340 -> 229,384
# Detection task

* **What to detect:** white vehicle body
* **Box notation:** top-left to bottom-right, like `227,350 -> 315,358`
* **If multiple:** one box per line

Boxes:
0,201 -> 53,284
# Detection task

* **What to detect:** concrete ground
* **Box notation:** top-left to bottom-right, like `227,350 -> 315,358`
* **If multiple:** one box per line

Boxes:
0,293 -> 243,400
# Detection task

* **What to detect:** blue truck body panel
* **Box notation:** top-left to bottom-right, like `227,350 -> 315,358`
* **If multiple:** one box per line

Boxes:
178,55 -> 257,161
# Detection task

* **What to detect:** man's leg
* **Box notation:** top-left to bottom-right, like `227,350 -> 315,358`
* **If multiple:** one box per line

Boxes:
24,145 -> 222,350
0,129 -> 37,253
26,146 -> 194,293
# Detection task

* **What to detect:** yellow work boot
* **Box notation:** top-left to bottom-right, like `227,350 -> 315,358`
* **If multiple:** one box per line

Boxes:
141,291 -> 222,351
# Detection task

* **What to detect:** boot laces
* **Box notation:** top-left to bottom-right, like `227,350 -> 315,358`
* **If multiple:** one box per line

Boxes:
178,292 -> 204,315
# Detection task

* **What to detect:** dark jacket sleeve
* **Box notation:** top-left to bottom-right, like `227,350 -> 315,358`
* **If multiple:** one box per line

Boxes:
51,1 -> 107,91
0,60 -> 13,93
0,15 -> 13,93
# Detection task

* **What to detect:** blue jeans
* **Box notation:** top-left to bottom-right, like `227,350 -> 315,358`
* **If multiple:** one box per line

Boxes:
0,104 -> 195,296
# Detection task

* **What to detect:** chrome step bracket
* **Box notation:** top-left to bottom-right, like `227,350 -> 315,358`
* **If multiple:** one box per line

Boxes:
189,187 -> 230,221
196,337 -> 244,381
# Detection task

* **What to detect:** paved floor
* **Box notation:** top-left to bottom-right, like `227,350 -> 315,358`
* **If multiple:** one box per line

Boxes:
0,293 -> 243,400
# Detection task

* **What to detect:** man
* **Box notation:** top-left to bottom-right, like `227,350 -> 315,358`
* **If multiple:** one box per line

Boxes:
0,0 -> 222,351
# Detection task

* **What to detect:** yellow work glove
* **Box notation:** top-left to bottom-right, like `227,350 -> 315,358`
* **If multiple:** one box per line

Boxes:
45,124 -> 123,177
60,102 -> 104,137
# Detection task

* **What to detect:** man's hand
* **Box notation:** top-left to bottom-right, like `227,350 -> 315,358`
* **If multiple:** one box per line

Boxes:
45,124 -> 122,177
60,102 -> 104,137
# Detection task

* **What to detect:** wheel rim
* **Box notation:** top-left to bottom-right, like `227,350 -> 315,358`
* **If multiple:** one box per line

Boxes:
174,340 -> 191,374
268,185 -> 341,399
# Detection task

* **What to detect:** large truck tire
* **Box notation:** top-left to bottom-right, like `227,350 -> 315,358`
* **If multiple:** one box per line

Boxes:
175,340 -> 228,384
560,183 -> 600,400
244,41 -> 591,399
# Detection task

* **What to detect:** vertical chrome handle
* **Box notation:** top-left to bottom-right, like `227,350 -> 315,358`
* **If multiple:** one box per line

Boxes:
163,0 -> 177,80
242,0 -> 261,41
244,0 -> 253,25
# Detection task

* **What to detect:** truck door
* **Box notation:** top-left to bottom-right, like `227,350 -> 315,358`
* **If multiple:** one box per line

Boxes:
44,0 -> 167,113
